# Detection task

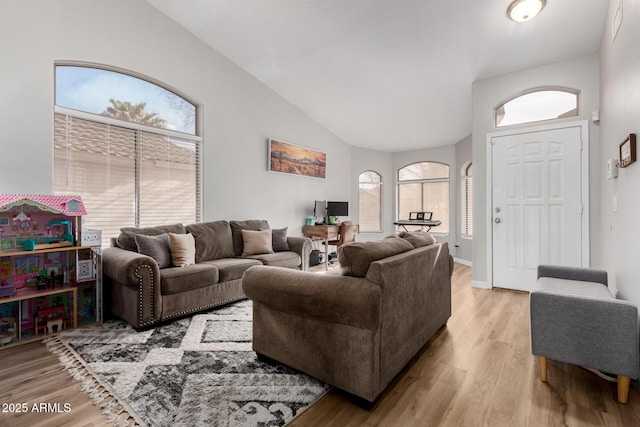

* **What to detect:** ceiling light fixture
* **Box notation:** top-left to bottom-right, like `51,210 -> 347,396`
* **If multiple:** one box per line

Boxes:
507,0 -> 546,22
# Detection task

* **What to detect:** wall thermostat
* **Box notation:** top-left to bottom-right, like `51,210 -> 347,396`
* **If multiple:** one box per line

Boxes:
607,158 -> 618,179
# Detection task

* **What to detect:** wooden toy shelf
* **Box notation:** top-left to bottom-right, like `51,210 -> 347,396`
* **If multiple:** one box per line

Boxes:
0,244 -> 100,257
2,286 -> 78,344
0,194 -> 102,349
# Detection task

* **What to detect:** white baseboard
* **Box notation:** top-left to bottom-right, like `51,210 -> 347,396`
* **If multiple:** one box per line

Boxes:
453,257 -> 472,267
472,280 -> 491,289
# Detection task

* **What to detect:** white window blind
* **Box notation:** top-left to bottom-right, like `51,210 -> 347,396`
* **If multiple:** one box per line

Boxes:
358,171 -> 382,232
462,163 -> 473,237
54,113 -> 200,246
398,162 -> 450,234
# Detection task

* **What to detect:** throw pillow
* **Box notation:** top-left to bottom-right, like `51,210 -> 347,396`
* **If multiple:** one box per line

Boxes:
271,227 -> 290,252
117,223 -> 186,252
185,221 -> 235,262
169,232 -> 196,267
241,229 -> 274,256
398,231 -> 436,248
135,233 -> 171,268
230,220 -> 270,256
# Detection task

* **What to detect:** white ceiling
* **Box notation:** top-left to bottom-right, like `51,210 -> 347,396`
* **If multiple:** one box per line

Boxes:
146,0 -> 607,152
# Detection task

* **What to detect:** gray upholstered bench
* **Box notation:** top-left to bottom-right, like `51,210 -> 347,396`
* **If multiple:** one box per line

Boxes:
530,265 -> 639,403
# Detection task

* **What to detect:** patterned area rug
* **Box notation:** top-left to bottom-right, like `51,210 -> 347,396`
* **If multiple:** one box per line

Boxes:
46,300 -> 330,427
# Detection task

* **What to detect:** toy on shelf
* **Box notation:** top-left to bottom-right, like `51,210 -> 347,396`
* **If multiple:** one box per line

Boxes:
0,194 -> 87,252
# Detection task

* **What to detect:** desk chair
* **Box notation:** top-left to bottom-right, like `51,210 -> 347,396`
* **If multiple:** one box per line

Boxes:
324,221 -> 355,262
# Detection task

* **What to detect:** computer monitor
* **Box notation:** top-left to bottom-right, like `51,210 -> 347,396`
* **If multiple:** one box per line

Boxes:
327,201 -> 349,217
314,200 -> 327,222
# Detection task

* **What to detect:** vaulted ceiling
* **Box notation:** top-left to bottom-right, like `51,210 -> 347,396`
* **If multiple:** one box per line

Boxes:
146,0 -> 608,152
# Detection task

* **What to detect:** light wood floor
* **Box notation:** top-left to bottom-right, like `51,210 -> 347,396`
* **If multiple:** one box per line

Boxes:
2,264 -> 640,426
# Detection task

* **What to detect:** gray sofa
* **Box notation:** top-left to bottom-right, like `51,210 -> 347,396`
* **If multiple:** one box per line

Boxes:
242,232 -> 453,403
530,265 -> 639,403
103,219 -> 311,329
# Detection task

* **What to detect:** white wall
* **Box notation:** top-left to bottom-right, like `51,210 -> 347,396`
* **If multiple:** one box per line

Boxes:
471,54 -> 601,287
0,0 -> 351,235
599,0 -> 640,303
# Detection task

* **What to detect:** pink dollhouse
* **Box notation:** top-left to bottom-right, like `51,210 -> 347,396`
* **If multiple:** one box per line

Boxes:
0,194 -> 99,342
0,194 -> 88,292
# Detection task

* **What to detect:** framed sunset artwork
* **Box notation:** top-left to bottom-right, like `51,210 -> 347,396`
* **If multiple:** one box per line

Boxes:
268,138 -> 326,179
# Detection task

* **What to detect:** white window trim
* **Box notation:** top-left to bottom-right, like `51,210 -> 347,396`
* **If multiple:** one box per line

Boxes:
461,162 -> 473,238
54,106 -> 201,142
358,170 -> 383,233
397,162 -> 450,235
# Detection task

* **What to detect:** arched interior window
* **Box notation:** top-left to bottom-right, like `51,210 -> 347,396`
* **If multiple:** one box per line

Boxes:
461,163 -> 473,237
56,65 -> 196,134
359,171 -> 382,232
53,64 -> 200,245
495,88 -> 579,127
398,162 -> 449,233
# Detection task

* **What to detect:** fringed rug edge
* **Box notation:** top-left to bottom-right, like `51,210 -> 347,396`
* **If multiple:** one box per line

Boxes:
44,336 -> 148,427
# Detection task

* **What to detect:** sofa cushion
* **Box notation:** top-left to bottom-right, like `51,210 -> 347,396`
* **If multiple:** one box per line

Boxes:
169,233 -> 196,267
246,251 -> 301,269
203,258 -> 262,282
242,229 -> 274,256
185,221 -> 235,262
135,233 -> 171,268
272,227 -> 290,252
230,220 -> 269,256
338,237 -> 414,277
398,231 -> 436,248
117,223 -> 186,252
160,264 -> 219,295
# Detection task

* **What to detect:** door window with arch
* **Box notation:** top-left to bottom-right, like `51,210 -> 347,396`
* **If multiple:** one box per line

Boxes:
495,88 -> 579,128
397,162 -> 449,233
358,171 -> 383,232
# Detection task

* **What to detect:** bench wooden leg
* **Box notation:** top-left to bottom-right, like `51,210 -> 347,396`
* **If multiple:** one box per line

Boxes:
538,356 -> 548,382
617,375 -> 630,404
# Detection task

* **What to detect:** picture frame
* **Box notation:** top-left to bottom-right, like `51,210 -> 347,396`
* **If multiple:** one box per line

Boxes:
268,138 -> 326,179
619,133 -> 637,168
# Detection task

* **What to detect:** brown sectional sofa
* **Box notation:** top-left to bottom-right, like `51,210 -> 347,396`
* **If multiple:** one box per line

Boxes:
103,219 -> 311,329
242,232 -> 453,404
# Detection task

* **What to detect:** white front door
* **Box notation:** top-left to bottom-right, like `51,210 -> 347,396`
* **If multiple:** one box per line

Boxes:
491,123 -> 587,291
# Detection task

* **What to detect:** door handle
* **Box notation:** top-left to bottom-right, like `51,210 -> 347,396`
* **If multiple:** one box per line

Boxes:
494,218 -> 501,223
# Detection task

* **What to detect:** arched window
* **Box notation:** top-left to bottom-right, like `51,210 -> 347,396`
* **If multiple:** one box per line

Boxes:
359,171 -> 382,232
397,162 -> 449,233
495,88 -> 579,127
53,64 -> 200,245
461,163 -> 473,237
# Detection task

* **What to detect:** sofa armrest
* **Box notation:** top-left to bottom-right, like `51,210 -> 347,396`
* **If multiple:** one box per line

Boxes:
103,246 -> 160,288
286,236 -> 313,271
103,246 -> 162,328
530,290 -> 639,378
537,264 -> 607,286
242,265 -> 380,329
